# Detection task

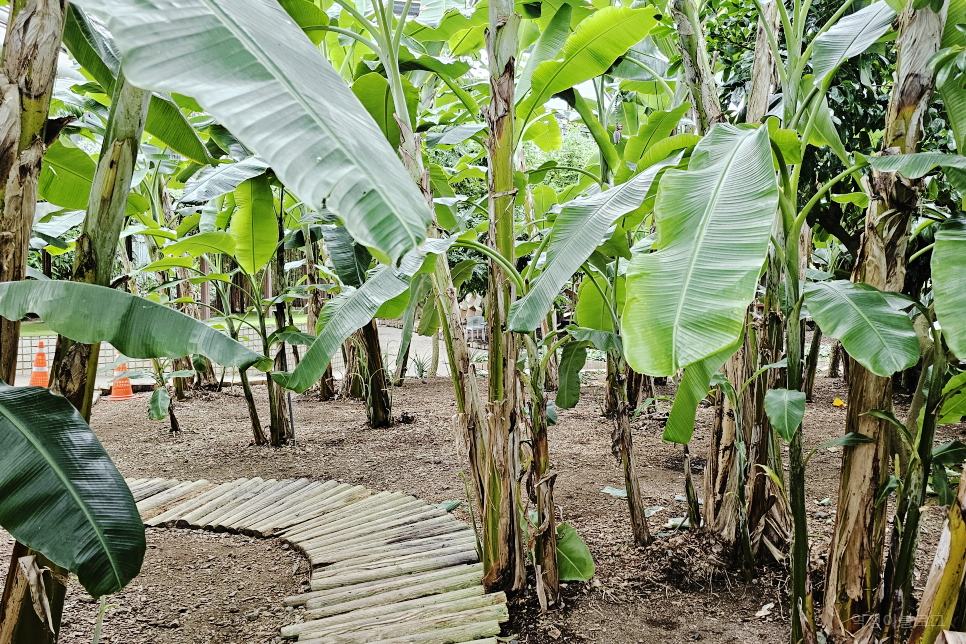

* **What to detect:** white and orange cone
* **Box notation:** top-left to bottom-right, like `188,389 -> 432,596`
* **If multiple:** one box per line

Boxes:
29,341 -> 49,388
105,363 -> 136,400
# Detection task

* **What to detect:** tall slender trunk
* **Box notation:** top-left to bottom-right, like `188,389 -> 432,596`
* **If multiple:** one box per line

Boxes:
823,3 -> 947,638
482,0 -> 525,592
361,319 -> 392,428
909,468 -> 966,644
525,336 -> 559,609
671,0 -> 724,133
609,357 -> 651,546
745,1 -> 779,124
50,76 -> 150,415
0,0 -> 67,384
239,367 -> 267,445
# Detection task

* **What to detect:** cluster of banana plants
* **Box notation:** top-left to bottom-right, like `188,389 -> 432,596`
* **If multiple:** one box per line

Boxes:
4,0 -> 966,642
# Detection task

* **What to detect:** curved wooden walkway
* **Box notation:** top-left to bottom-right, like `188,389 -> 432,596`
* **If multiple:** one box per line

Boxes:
126,477 -> 508,643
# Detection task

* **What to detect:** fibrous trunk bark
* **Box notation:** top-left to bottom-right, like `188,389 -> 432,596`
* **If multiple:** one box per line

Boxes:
525,337 -> 559,610
482,0 -> 525,592
608,357 -> 651,546
823,3 -> 947,638
360,319 -> 392,428
671,0 -> 725,134
908,440 -> 966,644
0,0 -> 67,384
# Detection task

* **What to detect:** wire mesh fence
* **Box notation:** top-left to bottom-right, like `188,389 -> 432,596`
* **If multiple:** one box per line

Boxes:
15,324 -> 347,380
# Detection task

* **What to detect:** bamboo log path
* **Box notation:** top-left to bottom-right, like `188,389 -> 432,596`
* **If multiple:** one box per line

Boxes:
126,477 -> 507,643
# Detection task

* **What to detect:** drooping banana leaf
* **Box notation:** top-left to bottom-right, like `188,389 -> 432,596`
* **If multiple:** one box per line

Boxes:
0,383 -> 144,597
932,217 -> 966,359
622,124 -> 778,376
803,280 -> 920,377
0,281 -> 268,369
663,345 -> 735,444
323,225 -> 373,288
274,239 -> 453,393
866,151 -> 966,178
763,388 -> 807,443
75,0 -> 431,264
556,340 -> 589,409
62,5 -> 211,164
508,155 -> 679,333
810,2 -> 897,85
180,158 -> 270,204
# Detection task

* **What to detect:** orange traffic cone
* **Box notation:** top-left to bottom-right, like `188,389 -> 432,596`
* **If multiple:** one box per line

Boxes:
29,341 -> 49,387
105,363 -> 136,400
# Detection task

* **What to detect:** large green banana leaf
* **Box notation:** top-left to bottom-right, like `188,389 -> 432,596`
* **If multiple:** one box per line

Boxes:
75,0 -> 431,264
810,2 -> 896,85
803,280 -> 919,377
866,151 -> 966,177
763,388 -> 807,443
274,239 -> 453,393
555,340 -> 589,409
161,232 -> 236,258
663,345 -> 735,444
517,6 -> 658,130
230,176 -> 278,275
0,384 -> 144,597
508,154 -> 679,333
622,124 -> 778,376
323,225 -> 373,288
38,140 -> 96,210
933,217 -> 966,359
62,5 -> 211,164
180,158 -> 270,204
351,73 -> 419,149
0,282 -> 267,370
516,4 -> 572,103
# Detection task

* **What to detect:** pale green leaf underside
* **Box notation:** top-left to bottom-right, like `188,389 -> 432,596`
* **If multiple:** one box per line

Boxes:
0,281 -> 266,370
932,218 -> 966,359
622,124 -> 778,376
76,0 -> 430,263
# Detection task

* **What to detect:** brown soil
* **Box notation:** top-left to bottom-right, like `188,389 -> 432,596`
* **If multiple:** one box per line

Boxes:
3,369 -> 964,643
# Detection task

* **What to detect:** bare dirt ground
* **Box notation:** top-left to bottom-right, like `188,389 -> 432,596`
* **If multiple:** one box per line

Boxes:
2,366 -> 963,643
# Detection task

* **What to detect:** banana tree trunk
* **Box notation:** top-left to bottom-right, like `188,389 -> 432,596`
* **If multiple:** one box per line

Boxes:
341,334 -> 365,399
20,70 -> 146,643
908,468 -> 966,644
482,0 -> 525,593
238,367 -> 267,445
360,319 -> 392,428
0,0 -> 67,384
745,1 -> 779,124
671,0 -> 724,134
608,356 -> 651,546
823,3 -> 947,638
525,336 -> 559,609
